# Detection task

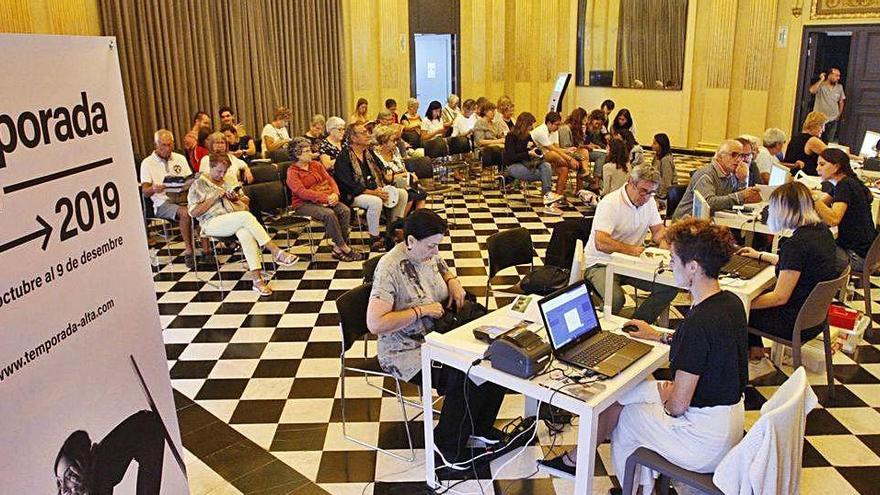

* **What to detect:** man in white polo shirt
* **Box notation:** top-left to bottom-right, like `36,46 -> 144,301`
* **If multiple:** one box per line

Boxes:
583,163 -> 678,323
140,129 -> 197,268
531,111 -> 584,198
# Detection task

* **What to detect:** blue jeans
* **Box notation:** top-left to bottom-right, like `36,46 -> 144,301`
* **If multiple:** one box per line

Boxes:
508,161 -> 552,194
589,150 -> 606,178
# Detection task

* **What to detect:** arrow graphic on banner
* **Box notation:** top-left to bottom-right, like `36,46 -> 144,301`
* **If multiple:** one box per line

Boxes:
0,216 -> 53,254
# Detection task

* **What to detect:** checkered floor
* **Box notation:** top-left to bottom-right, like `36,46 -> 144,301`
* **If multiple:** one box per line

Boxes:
155,154 -> 880,495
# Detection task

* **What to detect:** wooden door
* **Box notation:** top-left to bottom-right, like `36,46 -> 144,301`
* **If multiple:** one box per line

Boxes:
840,29 -> 880,150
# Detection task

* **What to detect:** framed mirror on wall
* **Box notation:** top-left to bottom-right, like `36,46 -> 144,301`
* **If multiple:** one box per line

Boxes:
576,0 -> 688,90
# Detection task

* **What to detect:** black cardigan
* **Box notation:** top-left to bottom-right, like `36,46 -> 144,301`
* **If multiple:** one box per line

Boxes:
502,132 -> 533,168
333,146 -> 382,204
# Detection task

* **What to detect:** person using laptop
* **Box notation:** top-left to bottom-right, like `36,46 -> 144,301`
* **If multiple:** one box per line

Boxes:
540,219 -> 748,492
584,163 -> 679,324
672,140 -> 762,220
736,182 -> 846,381
366,210 -> 507,466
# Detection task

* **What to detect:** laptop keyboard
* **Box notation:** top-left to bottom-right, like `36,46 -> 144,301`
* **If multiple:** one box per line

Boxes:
721,254 -> 770,279
570,333 -> 630,368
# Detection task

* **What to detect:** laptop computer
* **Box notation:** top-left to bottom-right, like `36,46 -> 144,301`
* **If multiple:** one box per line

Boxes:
538,281 -> 652,377
721,254 -> 771,279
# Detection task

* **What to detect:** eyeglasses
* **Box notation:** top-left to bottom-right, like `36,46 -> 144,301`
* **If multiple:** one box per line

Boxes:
727,151 -> 753,161
636,186 -> 657,197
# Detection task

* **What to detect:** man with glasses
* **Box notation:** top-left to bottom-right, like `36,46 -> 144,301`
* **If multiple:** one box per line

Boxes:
672,139 -> 762,220
584,164 -> 678,324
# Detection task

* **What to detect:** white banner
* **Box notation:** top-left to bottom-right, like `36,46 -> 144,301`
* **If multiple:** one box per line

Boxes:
0,34 -> 189,494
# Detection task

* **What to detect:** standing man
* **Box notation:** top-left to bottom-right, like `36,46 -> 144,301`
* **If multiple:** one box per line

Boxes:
810,68 -> 846,143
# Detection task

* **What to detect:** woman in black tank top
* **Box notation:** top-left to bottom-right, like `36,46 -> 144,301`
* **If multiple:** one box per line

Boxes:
783,111 -> 828,176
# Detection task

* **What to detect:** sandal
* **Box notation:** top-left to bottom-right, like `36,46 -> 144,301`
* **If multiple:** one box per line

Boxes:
252,278 -> 273,296
332,249 -> 363,262
274,250 -> 299,266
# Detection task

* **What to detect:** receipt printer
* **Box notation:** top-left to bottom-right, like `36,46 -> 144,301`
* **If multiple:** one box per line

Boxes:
486,327 -> 551,379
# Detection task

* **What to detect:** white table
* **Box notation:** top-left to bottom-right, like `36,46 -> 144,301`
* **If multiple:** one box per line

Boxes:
712,206 -> 789,252
604,251 -> 776,319
421,309 -> 670,494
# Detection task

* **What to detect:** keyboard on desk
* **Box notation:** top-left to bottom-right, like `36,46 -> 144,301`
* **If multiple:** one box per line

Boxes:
722,254 -> 771,279
569,332 -> 631,368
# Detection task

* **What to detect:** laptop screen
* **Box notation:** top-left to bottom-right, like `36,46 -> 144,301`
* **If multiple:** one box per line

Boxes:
539,282 -> 600,350
768,163 -> 789,186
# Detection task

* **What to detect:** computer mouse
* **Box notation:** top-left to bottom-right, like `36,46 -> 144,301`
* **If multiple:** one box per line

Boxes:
622,324 -> 639,333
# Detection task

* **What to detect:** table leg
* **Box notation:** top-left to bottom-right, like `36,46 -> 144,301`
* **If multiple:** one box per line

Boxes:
573,407 -> 599,495
422,348 -> 439,489
524,396 -> 539,418
604,264 -> 615,316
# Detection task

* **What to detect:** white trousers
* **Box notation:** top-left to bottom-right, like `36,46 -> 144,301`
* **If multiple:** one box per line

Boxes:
201,211 -> 272,271
351,189 -> 407,236
611,380 -> 745,493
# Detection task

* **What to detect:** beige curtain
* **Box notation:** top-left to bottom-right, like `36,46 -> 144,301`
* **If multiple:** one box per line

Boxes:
615,0 -> 687,90
99,0 -> 346,157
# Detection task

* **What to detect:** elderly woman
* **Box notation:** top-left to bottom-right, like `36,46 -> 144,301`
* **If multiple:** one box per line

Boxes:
261,106 -> 292,153
782,110 -> 828,176
441,94 -> 460,126
494,95 -> 515,135
366,210 -> 506,464
200,131 -> 252,187
540,219 -> 747,494
737,182 -> 846,381
286,137 -> 362,262
472,101 -> 505,149
303,114 -> 326,147
373,125 -> 426,216
188,154 -> 298,296
318,116 -> 346,171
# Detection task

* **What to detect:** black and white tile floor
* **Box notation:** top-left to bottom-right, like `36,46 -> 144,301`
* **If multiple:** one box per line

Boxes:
155,155 -> 880,494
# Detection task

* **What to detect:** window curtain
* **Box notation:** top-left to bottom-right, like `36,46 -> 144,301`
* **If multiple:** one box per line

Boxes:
615,0 -> 687,89
99,0 -> 346,158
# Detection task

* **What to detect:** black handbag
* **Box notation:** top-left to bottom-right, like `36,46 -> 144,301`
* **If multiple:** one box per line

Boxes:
520,266 -> 570,296
431,293 -> 488,334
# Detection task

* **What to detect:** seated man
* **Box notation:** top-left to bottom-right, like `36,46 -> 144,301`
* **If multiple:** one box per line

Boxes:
584,109 -> 609,178
333,123 -> 407,252
367,210 -> 507,465
531,111 -> 583,198
755,128 -> 787,184
672,139 -> 762,220
584,164 -> 678,324
140,129 -> 198,268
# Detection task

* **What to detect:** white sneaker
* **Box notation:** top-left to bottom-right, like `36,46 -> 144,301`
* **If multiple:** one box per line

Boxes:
748,357 -> 776,382
543,191 -> 563,205
544,205 -> 563,216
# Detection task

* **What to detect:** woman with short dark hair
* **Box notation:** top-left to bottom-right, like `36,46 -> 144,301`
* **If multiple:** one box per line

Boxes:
540,219 -> 747,493
366,210 -> 506,464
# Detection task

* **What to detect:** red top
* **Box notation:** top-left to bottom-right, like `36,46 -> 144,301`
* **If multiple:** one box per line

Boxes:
189,145 -> 208,172
286,161 -> 340,209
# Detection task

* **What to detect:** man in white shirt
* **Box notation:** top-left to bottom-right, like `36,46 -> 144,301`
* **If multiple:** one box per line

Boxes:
451,99 -> 477,138
531,111 -> 583,197
140,129 -> 197,267
755,128 -> 787,184
583,164 -> 678,323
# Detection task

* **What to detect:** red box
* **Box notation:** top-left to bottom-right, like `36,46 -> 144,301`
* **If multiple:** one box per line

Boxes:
828,305 -> 859,330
